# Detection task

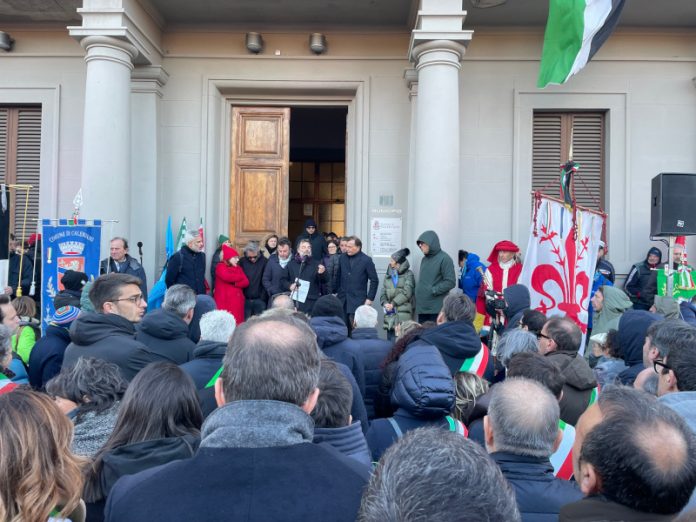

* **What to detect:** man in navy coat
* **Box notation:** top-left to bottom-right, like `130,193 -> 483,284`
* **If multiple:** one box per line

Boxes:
333,236 -> 378,331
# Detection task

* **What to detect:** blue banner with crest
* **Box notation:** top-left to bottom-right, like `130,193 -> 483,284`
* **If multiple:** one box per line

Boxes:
41,219 -> 101,329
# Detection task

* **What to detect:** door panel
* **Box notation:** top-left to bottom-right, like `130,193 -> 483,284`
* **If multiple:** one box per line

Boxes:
230,107 -> 289,247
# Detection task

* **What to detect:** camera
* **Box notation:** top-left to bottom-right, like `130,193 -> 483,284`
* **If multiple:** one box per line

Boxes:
484,290 -> 507,317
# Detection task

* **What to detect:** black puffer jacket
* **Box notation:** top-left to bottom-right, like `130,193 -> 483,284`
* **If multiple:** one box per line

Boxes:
624,247 -> 662,310
136,308 -> 196,365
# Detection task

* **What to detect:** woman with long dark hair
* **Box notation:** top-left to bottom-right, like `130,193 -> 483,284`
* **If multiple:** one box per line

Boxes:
0,389 -> 86,521
83,362 -> 203,521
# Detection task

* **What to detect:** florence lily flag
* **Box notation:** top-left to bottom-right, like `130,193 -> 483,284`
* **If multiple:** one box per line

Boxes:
537,0 -> 626,88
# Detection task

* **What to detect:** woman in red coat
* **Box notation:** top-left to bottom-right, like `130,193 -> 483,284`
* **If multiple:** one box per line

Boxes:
214,244 -> 249,325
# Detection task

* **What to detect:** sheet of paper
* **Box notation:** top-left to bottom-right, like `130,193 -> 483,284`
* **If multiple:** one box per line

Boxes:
291,278 -> 310,304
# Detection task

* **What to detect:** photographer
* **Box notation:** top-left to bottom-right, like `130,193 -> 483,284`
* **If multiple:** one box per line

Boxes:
281,238 -> 325,314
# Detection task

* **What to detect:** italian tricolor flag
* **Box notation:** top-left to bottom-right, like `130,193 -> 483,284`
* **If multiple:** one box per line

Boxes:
537,0 -> 626,88
550,419 -> 576,480
459,343 -> 490,378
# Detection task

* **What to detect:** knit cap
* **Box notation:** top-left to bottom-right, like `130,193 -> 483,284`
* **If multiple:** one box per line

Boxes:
222,243 -> 239,261
311,295 -> 344,320
61,270 -> 88,291
217,234 -> 229,245
52,306 -> 80,325
391,248 -> 410,265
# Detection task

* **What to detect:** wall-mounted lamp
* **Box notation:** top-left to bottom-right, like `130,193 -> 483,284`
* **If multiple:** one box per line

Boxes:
0,32 -> 14,52
245,32 -> 264,54
309,33 -> 326,55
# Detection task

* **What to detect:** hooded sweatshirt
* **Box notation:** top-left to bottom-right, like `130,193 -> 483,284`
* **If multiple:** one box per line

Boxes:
295,218 -> 328,262
136,308 -> 196,365
459,252 -> 486,302
503,284 -> 531,331
616,310 -> 663,385
624,247 -> 662,310
545,350 -> 597,426
592,286 -> 633,336
415,231 -> 456,314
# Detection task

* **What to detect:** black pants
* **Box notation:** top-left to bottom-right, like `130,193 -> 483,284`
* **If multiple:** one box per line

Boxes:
245,298 -> 266,320
418,313 -> 438,323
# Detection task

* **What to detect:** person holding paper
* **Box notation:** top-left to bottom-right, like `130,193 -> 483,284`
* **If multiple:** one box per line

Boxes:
282,239 -> 325,314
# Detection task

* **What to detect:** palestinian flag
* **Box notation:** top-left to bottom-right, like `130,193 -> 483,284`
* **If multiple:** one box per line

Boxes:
550,419 -> 576,480
459,343 -> 490,378
537,0 -> 626,88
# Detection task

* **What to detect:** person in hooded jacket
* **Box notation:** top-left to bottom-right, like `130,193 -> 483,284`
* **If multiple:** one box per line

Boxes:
294,218 -> 328,263
476,240 -> 523,331
27,305 -> 80,390
213,244 -> 249,325
616,309 -> 663,386
54,269 -> 88,309
624,246 -> 662,310
180,310 -> 236,389
458,250 -> 486,303
83,362 -> 202,522
502,284 -> 531,333
282,238 -> 326,314
366,343 -> 460,462
591,286 -> 633,336
415,230 -> 456,323
261,233 -> 278,258
187,294 -> 216,343
379,247 -> 415,340
135,284 -> 197,365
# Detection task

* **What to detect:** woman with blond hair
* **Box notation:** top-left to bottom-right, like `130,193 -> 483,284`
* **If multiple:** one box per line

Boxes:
0,389 -> 86,522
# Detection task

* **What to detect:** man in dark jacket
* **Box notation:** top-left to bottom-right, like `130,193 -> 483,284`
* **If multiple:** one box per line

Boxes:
416,292 -> 494,381
485,378 -> 582,522
333,236 -> 378,329
351,305 -> 392,420
165,231 -> 206,295
27,305 -> 79,390
180,309 -> 236,389
538,317 -> 597,426
5,250 -> 33,298
294,217 -> 327,263
415,230 -> 456,322
239,241 -> 268,319
624,246 -> 662,310
63,273 -> 150,381
503,284 -> 531,332
282,239 -> 325,314
616,309 -> 662,386
105,313 -> 369,522
262,236 -> 292,301
136,284 -> 197,365
100,237 -> 148,300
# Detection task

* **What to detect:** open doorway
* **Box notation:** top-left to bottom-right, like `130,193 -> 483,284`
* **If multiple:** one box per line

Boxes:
288,107 -> 347,242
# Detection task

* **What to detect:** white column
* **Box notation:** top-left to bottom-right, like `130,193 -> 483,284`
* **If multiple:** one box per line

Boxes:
410,40 -> 466,259
130,66 -> 168,287
404,68 -> 421,272
79,35 -> 137,235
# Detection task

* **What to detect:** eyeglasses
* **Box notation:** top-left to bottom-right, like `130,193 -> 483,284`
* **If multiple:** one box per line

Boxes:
113,294 -> 144,305
247,255 -> 258,261
538,332 -> 552,341
653,359 -> 671,374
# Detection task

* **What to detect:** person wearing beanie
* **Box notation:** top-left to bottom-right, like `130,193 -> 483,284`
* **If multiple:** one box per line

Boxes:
54,270 -> 89,309
213,244 -> 249,325
209,235 -> 230,294
624,246 -> 663,311
379,247 -> 415,340
294,217 -> 328,263
27,306 -> 80,390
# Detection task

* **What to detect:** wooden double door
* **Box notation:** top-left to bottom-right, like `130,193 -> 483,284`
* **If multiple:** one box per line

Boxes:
229,106 -> 290,248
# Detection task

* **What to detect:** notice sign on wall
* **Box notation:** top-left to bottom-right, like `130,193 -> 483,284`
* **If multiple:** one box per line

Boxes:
370,216 -> 402,256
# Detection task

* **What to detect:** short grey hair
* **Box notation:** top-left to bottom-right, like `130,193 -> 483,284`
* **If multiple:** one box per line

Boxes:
182,229 -> 200,245
354,305 -> 378,328
199,310 -> 236,343
487,378 -> 559,458
359,427 -> 520,522
220,313 -> 321,407
497,329 -> 539,368
271,294 -> 295,310
244,241 -> 260,255
163,284 -> 197,318
441,290 -> 476,323
0,325 -> 12,367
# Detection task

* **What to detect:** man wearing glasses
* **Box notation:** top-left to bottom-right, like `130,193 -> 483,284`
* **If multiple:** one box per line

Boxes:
63,273 -> 149,381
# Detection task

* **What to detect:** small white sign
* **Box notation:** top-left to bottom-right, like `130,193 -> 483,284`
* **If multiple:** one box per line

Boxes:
370,217 -> 402,257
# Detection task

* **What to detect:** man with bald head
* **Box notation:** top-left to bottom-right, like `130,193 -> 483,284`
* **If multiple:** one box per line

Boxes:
106,314 -> 369,522
562,386 -> 696,520
484,378 -> 581,521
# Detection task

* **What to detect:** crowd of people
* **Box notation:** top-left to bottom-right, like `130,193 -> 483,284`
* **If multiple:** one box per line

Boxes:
2,218 -> 696,521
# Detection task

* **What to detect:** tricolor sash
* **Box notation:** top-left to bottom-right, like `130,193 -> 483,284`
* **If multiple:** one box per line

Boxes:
550,419 -> 575,480
459,343 -> 490,378
587,384 -> 600,406
205,367 -> 223,389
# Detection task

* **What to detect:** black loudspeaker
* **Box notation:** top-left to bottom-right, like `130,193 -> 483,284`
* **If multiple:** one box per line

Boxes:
651,173 -> 696,237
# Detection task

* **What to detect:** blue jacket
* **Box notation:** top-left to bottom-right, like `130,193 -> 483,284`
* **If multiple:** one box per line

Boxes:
165,246 -> 207,295
313,421 -> 371,470
492,452 -> 583,522
261,253 -> 289,299
179,340 -> 227,389
617,310 -> 663,385
459,253 -> 486,303
366,343 -> 454,461
310,316 -> 366,396
28,324 -> 72,390
333,251 -> 379,314
588,272 -> 612,330
350,327 -> 392,420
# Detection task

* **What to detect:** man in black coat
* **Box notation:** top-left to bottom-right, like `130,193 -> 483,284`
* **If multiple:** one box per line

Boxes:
136,284 -> 197,365
485,379 -> 582,522
63,273 -> 150,381
105,313 -> 369,522
294,217 -> 327,263
350,304 -> 392,420
262,236 -> 292,302
5,250 -> 33,298
281,239 -> 325,314
333,236 -> 378,330
100,237 -> 148,300
239,241 -> 268,319
624,246 -> 661,310
165,231 -> 206,295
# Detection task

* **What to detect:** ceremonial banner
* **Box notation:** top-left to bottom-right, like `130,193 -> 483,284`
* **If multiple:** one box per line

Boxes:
519,197 -> 604,351
657,268 -> 696,300
41,219 -> 102,329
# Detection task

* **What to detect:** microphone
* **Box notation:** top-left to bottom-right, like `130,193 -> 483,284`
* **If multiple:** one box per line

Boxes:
137,241 -> 143,264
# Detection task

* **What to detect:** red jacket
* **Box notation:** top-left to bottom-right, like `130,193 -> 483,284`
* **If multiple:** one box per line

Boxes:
214,246 -> 249,325
476,241 -> 522,325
